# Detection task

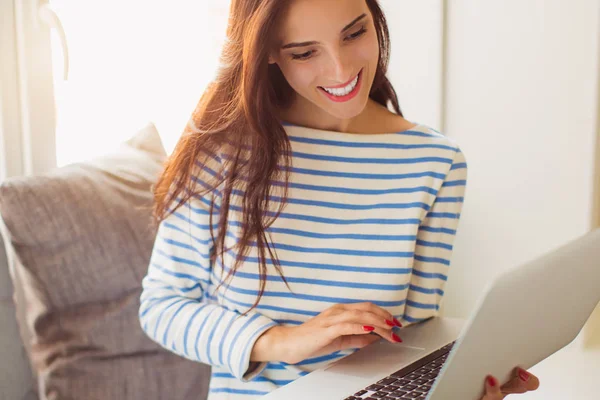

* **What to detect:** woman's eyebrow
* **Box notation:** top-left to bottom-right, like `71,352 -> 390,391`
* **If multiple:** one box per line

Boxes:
280,13 -> 367,50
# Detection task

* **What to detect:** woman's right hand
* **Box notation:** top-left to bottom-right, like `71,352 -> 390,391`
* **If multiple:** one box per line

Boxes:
251,302 -> 403,365
480,368 -> 540,399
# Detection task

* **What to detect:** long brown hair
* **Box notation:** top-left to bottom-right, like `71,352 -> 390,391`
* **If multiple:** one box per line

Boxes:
153,0 -> 403,315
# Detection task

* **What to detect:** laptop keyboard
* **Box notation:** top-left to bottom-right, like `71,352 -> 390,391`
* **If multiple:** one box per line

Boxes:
344,340 -> 456,400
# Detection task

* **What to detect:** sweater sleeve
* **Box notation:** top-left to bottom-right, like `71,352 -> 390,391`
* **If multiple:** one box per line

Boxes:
402,147 -> 468,324
138,154 -> 277,381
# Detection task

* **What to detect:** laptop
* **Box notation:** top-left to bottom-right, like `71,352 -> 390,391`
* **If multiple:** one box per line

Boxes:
262,227 -> 600,400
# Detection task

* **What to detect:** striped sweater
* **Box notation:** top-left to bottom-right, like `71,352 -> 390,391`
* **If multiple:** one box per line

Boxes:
139,122 -> 468,400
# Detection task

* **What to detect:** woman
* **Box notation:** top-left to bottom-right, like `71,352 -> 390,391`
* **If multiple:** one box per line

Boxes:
139,0 -> 540,399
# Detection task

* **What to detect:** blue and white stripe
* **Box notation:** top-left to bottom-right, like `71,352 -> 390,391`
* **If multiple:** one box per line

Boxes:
139,123 -> 467,400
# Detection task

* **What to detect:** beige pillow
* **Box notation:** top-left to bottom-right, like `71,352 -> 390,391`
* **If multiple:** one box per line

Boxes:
0,123 -> 211,400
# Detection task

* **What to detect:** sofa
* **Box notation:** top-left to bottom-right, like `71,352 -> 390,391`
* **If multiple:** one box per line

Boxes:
0,123 -> 212,400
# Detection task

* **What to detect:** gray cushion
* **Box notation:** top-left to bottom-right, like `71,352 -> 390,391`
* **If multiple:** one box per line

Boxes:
0,123 -> 211,400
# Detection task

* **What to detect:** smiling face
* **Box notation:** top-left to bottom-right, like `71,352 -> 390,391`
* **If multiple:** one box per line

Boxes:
269,0 -> 380,125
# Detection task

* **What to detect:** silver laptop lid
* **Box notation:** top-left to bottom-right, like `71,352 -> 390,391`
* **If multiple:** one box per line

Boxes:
429,228 -> 600,400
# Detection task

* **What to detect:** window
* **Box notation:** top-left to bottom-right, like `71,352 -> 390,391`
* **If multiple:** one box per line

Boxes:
49,0 -> 231,166
2,0 -> 440,177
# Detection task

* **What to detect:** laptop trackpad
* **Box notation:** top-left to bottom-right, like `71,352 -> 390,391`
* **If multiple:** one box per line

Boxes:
325,343 -> 427,379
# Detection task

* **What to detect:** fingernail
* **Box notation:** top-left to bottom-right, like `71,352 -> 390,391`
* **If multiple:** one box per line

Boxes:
487,376 -> 496,387
393,318 -> 403,327
363,325 -> 375,332
385,319 -> 395,327
392,333 -> 402,342
518,369 -> 530,382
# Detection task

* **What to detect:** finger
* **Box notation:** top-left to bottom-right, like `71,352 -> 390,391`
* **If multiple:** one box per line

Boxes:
371,327 -> 403,344
342,302 -> 397,325
482,375 -> 504,400
325,322 -> 385,341
341,302 -> 402,327
327,309 -> 394,331
501,367 -> 540,394
519,368 -> 540,391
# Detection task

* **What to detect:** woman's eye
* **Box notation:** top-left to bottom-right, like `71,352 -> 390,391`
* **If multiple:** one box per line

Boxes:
346,27 -> 367,41
289,28 -> 366,61
291,50 -> 313,60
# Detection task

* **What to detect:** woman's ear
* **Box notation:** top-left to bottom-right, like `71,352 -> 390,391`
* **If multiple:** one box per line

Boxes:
268,54 -> 277,65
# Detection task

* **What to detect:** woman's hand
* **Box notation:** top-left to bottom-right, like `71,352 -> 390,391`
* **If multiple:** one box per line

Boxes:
251,302 -> 402,364
481,367 -> 540,399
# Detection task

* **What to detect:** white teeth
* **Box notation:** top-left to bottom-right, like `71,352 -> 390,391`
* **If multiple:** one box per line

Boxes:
322,73 -> 359,96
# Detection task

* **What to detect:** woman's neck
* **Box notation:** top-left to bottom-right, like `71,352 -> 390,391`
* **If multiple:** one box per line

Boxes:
279,97 -> 389,134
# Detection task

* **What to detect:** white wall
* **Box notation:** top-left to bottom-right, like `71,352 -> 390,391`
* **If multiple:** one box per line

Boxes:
441,0 -> 600,328
380,0 -> 600,337
380,0 -> 445,128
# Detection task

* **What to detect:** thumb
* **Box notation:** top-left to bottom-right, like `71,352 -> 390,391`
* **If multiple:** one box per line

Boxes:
482,375 -> 504,399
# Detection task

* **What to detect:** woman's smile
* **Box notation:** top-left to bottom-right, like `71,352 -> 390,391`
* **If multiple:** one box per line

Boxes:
318,68 -> 363,103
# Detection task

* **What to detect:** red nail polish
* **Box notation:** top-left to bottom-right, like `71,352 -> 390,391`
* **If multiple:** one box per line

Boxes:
392,333 -> 402,342
363,325 -> 375,332
394,318 -> 403,327
386,319 -> 395,327
487,376 -> 496,387
518,369 -> 529,382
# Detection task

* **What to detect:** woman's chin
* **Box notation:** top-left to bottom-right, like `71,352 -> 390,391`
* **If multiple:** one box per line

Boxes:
320,95 -> 369,121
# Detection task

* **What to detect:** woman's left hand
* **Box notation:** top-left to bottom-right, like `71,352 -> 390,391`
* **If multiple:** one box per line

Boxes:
481,367 -> 540,399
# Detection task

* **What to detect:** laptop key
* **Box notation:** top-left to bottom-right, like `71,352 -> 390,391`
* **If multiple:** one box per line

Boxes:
367,385 -> 385,392
402,384 -> 418,391
377,378 -> 398,386
405,373 -> 421,380
354,390 -> 368,396
371,393 -> 387,398
379,386 -> 395,393
425,371 -> 439,379
403,392 -> 421,398
385,393 -> 405,399
413,378 -> 429,385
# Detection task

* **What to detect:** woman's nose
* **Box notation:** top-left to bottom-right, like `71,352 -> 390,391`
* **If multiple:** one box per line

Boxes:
326,50 -> 354,85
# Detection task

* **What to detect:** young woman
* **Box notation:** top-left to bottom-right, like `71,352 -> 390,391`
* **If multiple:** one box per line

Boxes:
139,1 -> 540,399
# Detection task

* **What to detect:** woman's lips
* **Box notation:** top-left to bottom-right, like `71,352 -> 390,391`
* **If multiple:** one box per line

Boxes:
318,69 -> 363,103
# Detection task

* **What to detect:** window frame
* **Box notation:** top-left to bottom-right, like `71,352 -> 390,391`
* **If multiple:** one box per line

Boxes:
0,0 -> 57,181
